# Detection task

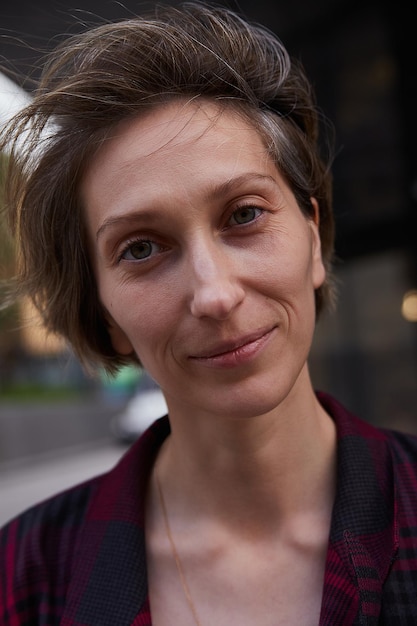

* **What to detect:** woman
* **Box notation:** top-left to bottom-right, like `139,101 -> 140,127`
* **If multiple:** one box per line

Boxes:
1,3 -> 416,625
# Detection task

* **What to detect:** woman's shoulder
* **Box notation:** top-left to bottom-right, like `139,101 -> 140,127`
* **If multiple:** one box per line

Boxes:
383,426 -> 417,456
1,468 -> 100,534
0,473 -> 101,554
0,473 -> 101,624
382,427 -> 417,495
0,419 -> 168,623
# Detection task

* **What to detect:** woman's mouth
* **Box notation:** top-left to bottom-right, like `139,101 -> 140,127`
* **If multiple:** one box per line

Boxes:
189,326 -> 277,369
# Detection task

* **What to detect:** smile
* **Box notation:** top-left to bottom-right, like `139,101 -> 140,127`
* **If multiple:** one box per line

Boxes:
189,326 -> 277,368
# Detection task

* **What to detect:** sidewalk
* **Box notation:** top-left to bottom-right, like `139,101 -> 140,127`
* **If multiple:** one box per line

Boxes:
0,396 -> 128,526
0,439 -> 125,527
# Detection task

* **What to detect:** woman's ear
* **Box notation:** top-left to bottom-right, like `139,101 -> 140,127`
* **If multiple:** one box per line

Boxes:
105,312 -> 134,356
309,197 -> 326,289
310,197 -> 320,226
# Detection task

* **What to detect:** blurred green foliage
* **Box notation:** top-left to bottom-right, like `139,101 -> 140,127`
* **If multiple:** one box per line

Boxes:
0,384 -> 81,402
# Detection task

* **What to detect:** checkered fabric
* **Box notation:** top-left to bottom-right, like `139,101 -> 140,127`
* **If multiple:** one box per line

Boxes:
1,392 -> 417,625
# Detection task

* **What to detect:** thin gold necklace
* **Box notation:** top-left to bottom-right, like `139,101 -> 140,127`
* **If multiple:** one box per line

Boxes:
156,474 -> 203,626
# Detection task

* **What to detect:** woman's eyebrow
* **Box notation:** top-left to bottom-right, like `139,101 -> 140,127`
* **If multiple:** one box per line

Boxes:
207,172 -> 278,201
95,173 -> 278,241
96,211 -> 161,241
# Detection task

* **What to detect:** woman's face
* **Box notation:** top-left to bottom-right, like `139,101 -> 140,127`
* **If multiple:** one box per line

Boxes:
82,101 -> 325,420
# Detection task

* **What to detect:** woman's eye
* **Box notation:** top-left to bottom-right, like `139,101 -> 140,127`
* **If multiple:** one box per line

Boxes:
120,240 -> 158,261
228,206 -> 262,226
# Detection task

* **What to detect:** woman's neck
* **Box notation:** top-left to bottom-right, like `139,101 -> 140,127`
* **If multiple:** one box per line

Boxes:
156,381 -> 337,538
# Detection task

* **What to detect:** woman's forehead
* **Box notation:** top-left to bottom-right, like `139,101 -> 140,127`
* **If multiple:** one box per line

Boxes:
91,99 -> 262,165
81,99 -> 275,203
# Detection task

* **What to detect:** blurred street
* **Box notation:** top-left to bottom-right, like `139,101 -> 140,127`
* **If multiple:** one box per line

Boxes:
0,397 -> 128,526
0,440 -> 125,527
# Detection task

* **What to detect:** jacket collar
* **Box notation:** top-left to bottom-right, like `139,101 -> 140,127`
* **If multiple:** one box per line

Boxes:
61,417 -> 170,626
61,395 -> 398,626
318,392 -> 398,625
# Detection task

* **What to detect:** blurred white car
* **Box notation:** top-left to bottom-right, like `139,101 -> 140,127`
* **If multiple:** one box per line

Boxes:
111,385 -> 168,443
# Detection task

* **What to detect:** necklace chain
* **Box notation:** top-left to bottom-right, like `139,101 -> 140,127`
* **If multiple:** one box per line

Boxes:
156,474 -> 203,626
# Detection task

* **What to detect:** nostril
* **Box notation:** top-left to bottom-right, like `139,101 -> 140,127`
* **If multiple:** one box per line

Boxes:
190,283 -> 245,319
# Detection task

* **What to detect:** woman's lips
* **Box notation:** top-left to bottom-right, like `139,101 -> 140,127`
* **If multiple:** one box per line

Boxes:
189,326 -> 277,368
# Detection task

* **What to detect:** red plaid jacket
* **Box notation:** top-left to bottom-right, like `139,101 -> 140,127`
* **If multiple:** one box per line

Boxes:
1,392 -> 417,625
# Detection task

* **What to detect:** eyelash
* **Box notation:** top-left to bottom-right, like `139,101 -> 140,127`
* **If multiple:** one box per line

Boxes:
117,204 -> 264,263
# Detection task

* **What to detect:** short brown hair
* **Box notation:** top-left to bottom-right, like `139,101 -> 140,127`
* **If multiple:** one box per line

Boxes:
1,1 -> 335,373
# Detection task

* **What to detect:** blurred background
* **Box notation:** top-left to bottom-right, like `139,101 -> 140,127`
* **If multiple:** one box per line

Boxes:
0,0 -> 416,525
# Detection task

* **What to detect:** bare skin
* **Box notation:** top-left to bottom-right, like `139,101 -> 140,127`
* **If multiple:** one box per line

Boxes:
145,371 -> 336,626
82,100 -> 338,624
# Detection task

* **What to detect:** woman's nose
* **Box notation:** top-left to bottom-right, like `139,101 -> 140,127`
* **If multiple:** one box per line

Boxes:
188,245 -> 245,320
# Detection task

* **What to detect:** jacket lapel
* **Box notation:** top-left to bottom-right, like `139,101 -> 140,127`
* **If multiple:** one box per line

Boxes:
60,394 -> 398,626
318,393 -> 398,626
60,417 -> 170,626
